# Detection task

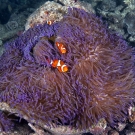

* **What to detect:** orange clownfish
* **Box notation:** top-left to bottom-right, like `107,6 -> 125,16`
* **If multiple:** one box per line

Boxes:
50,59 -> 68,72
55,42 -> 66,54
47,20 -> 54,25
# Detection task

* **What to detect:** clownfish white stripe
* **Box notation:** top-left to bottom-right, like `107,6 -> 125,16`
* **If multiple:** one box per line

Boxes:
49,59 -> 68,72
61,64 -> 67,72
55,42 -> 66,54
57,60 -> 61,67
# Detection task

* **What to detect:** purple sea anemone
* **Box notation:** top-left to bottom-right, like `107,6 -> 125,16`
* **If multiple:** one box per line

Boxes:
0,111 -> 14,132
0,7 -> 135,133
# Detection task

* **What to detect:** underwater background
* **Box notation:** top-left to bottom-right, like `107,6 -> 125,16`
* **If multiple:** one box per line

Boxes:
0,0 -> 135,135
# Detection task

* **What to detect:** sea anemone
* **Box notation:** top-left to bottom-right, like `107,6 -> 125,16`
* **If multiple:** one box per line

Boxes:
0,7 -> 135,133
0,111 -> 14,132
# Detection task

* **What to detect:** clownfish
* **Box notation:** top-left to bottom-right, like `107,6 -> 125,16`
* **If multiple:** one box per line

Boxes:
50,59 -> 68,72
47,20 -> 54,25
55,42 -> 66,54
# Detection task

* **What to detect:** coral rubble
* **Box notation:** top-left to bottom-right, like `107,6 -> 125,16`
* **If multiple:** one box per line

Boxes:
0,7 -> 135,134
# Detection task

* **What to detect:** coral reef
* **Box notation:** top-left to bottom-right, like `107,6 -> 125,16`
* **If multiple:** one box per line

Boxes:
0,2 -> 32,46
124,0 -> 135,10
0,0 -> 50,47
0,0 -> 93,49
99,0 -> 116,11
124,11 -> 135,35
0,7 -> 135,134
95,0 -> 135,43
25,0 -> 94,30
